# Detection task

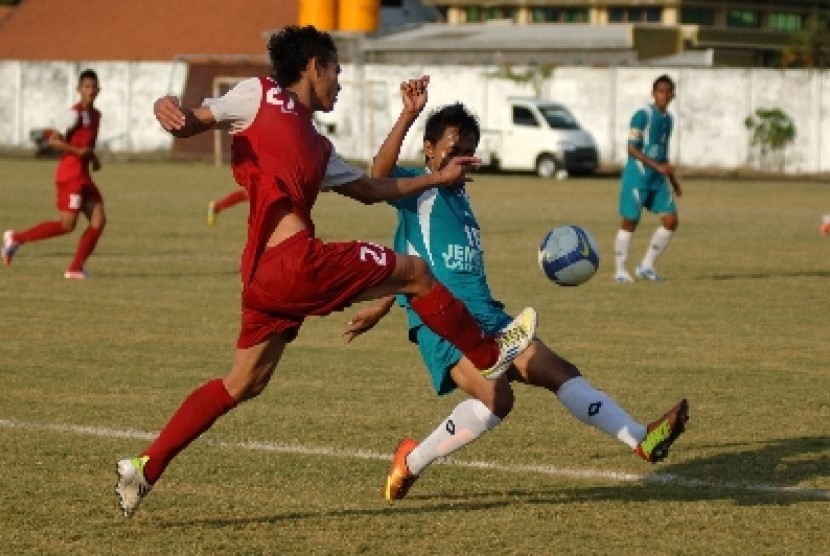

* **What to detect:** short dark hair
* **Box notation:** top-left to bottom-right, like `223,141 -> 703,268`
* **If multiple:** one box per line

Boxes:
653,74 -> 675,91
267,25 -> 337,88
79,68 -> 98,84
423,102 -> 481,146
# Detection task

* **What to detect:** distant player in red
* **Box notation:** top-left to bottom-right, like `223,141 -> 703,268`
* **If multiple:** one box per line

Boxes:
207,188 -> 248,226
114,25 -> 537,518
2,69 -> 106,279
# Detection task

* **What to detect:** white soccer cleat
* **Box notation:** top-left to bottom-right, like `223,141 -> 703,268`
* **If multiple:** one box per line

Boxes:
614,271 -> 634,283
115,456 -> 152,518
2,230 -> 20,266
481,307 -> 537,380
64,269 -> 90,280
635,265 -> 662,282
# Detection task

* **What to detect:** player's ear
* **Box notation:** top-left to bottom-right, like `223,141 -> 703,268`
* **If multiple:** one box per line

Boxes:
423,140 -> 434,159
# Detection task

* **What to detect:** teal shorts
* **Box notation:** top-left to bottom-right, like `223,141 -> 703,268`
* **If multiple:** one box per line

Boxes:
411,309 -> 513,395
619,172 -> 676,222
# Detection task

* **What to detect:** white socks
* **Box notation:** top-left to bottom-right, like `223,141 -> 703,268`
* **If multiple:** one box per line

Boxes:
406,398 -> 501,476
641,226 -> 673,269
406,377 -> 649,475
614,229 -> 633,275
556,377 -> 646,449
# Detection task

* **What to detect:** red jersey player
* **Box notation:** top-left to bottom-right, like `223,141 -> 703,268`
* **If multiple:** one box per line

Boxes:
115,26 -> 537,518
2,69 -> 106,279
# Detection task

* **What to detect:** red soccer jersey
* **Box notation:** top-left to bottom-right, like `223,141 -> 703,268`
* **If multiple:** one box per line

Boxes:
55,103 -> 100,183
230,77 -> 333,284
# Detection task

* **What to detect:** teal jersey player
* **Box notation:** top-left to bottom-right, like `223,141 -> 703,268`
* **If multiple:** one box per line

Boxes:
388,166 -> 512,394
614,74 -> 683,283
344,77 -> 689,503
621,103 -> 674,194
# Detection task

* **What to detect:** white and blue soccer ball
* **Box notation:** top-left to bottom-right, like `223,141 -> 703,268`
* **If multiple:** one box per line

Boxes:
537,225 -> 600,286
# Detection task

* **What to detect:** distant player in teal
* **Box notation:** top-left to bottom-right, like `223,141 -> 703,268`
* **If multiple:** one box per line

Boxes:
344,76 -> 689,501
614,74 -> 683,283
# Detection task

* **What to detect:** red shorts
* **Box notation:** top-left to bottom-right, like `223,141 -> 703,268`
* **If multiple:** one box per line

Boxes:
237,230 -> 397,349
56,178 -> 103,212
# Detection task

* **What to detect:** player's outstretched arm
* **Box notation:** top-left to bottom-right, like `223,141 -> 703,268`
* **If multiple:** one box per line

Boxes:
336,155 -> 480,205
343,296 -> 396,343
371,76 -> 429,179
154,96 -> 216,138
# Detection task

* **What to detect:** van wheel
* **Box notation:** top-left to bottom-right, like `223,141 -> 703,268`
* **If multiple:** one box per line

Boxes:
535,155 -> 557,178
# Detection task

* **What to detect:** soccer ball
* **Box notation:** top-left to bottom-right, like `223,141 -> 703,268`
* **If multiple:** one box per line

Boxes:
537,225 -> 600,286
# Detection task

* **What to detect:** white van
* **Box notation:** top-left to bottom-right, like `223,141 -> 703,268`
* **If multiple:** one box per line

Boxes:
478,97 -> 599,177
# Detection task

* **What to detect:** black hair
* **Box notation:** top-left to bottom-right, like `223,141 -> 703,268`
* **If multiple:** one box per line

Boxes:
267,25 -> 337,88
423,102 -> 481,146
78,68 -> 98,84
653,74 -> 675,91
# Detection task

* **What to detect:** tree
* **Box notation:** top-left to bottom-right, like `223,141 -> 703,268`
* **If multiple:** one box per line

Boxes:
743,108 -> 796,172
783,9 -> 830,68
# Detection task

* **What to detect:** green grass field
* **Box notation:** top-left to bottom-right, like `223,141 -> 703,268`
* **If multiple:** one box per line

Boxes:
0,158 -> 828,554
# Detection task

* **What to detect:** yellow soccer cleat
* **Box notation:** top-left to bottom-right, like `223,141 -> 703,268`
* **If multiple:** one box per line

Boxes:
481,307 -> 537,380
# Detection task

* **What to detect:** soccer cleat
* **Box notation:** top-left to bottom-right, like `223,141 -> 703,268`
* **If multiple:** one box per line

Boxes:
383,437 -> 419,501
115,456 -> 152,517
636,399 -> 689,463
207,201 -> 217,226
481,307 -> 537,380
2,230 -> 19,266
64,269 -> 89,280
614,271 -> 634,283
635,265 -> 662,282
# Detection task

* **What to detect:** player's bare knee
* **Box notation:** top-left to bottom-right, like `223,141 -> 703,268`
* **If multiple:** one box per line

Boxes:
406,256 -> 436,295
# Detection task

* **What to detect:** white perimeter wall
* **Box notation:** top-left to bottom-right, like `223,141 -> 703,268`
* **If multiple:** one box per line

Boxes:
1,61 -> 827,174
0,61 -> 188,153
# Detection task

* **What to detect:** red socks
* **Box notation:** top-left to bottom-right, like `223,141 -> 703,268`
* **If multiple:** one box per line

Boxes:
214,189 -> 248,213
14,221 -> 66,243
142,378 -> 238,484
408,282 -> 498,369
67,226 -> 102,272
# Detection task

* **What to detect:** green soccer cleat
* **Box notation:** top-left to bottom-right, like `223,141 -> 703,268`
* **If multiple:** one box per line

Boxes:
636,399 -> 689,463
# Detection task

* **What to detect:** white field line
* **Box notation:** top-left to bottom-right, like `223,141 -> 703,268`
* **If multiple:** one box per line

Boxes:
2,418 -> 828,500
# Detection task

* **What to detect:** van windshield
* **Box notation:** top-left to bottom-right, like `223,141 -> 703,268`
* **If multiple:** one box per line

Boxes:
539,104 -> 580,130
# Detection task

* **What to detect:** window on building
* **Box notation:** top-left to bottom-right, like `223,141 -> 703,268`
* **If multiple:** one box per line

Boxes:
513,106 -> 539,127
769,12 -> 803,32
380,0 -> 403,6
609,6 -> 662,23
727,9 -> 760,28
680,7 -> 715,26
466,6 -> 481,22
562,8 -> 588,23
483,7 -> 517,22
529,7 -> 588,23
531,7 -> 559,23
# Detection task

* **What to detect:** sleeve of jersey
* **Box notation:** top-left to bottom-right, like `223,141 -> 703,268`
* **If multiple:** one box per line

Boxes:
201,77 -> 261,133
386,166 -> 422,209
321,152 -> 365,189
627,109 -> 646,148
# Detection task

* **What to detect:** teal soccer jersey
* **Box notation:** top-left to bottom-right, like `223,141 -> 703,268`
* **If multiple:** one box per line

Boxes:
619,104 -> 677,220
388,166 -> 512,394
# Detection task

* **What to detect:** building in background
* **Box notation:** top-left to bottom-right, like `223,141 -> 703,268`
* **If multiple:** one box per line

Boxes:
418,0 -> 828,67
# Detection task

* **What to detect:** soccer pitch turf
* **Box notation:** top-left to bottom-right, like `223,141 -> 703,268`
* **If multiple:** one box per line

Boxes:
0,159 -> 828,554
